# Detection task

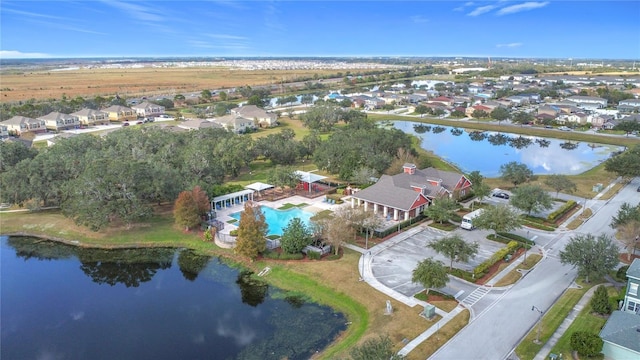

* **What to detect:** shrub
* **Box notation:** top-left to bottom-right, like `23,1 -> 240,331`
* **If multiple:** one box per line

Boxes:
547,200 -> 577,222
474,241 -> 520,278
490,232 -> 535,245
279,253 -> 304,260
307,251 -> 321,260
615,266 -> 629,281
570,331 -> 603,357
590,285 -> 612,315
229,229 -> 238,236
263,250 -> 281,259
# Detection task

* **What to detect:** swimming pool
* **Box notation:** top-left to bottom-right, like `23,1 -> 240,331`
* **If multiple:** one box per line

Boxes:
229,206 -> 314,236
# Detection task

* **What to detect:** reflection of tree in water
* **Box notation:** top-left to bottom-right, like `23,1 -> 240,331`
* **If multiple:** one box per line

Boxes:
78,248 -> 174,288
559,141 -> 579,150
536,138 -> 551,148
7,236 -> 77,261
432,126 -> 446,134
468,131 -> 487,141
508,136 -> 533,149
450,128 -> 463,136
413,124 -> 431,133
177,249 -> 211,281
236,270 -> 268,307
488,133 -> 509,146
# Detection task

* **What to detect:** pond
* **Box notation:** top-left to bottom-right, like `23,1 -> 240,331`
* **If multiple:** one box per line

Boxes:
0,236 -> 346,360
390,121 -> 624,177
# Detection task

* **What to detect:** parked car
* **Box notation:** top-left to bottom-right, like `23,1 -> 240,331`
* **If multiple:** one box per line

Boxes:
637,185 -> 640,192
122,122 -> 130,127
493,192 -> 510,199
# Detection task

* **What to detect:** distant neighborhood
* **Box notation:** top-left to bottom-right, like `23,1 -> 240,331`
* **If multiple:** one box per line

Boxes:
2,71 -> 640,141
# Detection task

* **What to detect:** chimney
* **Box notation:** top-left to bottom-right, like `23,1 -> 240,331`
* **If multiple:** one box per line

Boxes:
403,163 -> 416,175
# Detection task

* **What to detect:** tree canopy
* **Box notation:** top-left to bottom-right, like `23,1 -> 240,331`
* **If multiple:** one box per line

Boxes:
500,161 -> 534,187
280,218 -> 312,254
559,233 -> 619,283
234,202 -> 268,260
428,234 -> 479,271
412,258 -> 449,296
472,204 -> 523,235
604,144 -> 640,178
510,185 -> 553,216
544,174 -> 577,197
424,197 -> 458,224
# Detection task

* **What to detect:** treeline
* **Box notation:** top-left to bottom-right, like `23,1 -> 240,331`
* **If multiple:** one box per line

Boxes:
0,116 -> 414,230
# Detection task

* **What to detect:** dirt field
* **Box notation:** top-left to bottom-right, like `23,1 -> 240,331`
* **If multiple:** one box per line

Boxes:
0,67 -> 344,102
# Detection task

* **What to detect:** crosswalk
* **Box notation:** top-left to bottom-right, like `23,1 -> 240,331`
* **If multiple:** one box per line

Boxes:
461,286 -> 491,307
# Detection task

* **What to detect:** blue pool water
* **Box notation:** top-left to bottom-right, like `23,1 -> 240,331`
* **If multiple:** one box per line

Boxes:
230,206 -> 313,236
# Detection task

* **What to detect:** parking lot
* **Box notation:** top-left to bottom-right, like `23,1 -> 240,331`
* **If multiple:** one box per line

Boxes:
370,226 -> 507,297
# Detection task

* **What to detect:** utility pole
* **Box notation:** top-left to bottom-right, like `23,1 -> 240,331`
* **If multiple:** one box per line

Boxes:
532,306 -> 544,344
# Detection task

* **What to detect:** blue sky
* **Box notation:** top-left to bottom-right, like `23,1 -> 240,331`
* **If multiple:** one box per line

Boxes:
1,1 -> 639,59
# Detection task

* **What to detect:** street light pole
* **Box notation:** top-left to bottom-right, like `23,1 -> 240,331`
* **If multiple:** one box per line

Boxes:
532,305 -> 544,344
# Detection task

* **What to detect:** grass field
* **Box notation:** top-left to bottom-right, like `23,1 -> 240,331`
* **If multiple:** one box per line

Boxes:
0,67 -> 344,102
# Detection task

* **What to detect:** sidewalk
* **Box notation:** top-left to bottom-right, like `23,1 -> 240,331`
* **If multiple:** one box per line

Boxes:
532,284 -> 605,360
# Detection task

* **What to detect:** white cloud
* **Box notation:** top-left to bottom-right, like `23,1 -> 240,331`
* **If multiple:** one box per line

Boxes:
410,15 -> 429,24
497,1 -> 550,15
2,8 -> 67,20
467,5 -> 497,16
206,34 -> 248,40
496,42 -> 523,48
454,2 -> 474,12
0,50 -> 51,58
102,0 -> 164,22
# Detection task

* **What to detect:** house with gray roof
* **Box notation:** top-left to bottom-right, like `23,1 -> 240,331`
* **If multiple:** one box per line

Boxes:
618,99 -> 640,113
71,108 -> 110,126
131,101 -> 165,118
210,114 -> 256,133
38,112 -> 80,131
566,95 -> 608,108
178,119 -> 223,131
350,164 -> 472,222
599,259 -> 640,360
231,105 -> 277,127
1,116 -> 46,136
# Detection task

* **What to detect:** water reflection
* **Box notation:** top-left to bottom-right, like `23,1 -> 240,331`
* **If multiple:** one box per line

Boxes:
177,249 -> 211,282
392,121 -> 623,176
236,270 -> 269,307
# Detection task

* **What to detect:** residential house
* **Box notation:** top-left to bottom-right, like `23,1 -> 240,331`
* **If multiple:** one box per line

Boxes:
505,95 -> 530,107
71,108 -> 110,126
618,99 -> 640,113
599,259 -> 640,360
1,116 -> 46,136
590,114 -> 614,129
38,112 -> 81,131
429,96 -> 454,107
178,119 -> 223,131
211,114 -> 256,133
466,104 -> 493,117
538,105 -> 562,118
365,97 -> 385,110
561,112 -> 589,125
231,105 -> 277,127
102,105 -> 137,122
566,95 -> 608,108
131,101 -> 165,118
406,94 -> 427,104
350,164 -> 472,222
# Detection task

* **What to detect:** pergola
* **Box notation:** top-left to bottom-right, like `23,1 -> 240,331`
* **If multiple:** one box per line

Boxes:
295,170 -> 327,193
245,182 -> 274,194
211,189 -> 255,211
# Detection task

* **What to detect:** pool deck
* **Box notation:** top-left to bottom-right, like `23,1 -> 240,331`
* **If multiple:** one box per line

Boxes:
215,195 -> 349,235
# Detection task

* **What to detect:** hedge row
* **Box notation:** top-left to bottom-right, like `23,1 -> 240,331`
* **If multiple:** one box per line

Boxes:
547,200 -> 577,222
495,232 -> 535,245
263,251 -> 305,260
474,240 -> 520,278
521,219 -> 556,231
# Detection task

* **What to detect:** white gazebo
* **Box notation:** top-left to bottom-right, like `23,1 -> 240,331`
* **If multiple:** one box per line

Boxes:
295,170 -> 327,193
245,182 -> 274,196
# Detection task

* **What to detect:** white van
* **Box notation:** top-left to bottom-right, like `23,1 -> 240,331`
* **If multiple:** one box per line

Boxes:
461,208 -> 484,230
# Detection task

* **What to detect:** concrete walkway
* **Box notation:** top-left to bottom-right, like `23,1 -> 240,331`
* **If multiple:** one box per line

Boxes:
532,284 -> 605,360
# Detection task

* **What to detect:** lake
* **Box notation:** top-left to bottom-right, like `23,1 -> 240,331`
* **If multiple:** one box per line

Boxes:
0,236 -> 346,360
390,121 -> 624,177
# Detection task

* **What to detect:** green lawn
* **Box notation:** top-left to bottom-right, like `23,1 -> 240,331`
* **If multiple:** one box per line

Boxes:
516,286 -> 592,360
548,287 -> 619,359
